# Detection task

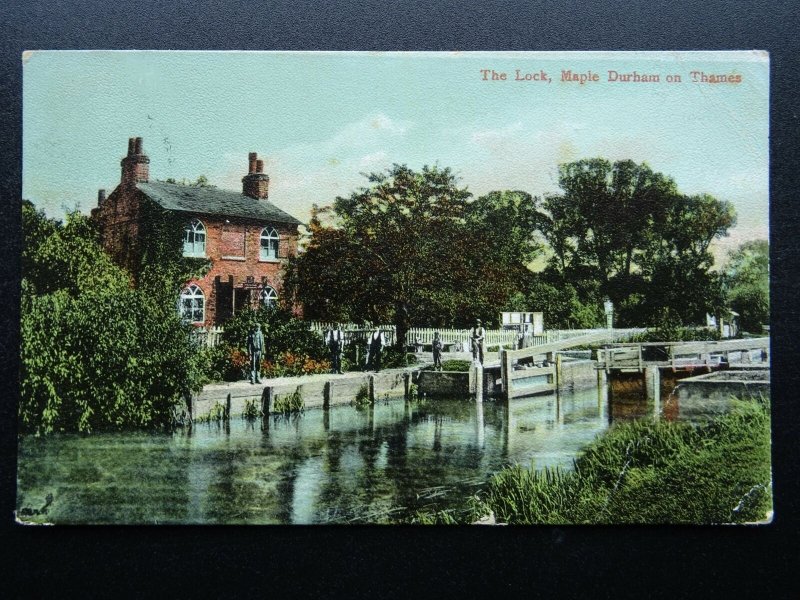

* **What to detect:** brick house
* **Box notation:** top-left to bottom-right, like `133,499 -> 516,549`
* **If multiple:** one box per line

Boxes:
91,137 -> 303,326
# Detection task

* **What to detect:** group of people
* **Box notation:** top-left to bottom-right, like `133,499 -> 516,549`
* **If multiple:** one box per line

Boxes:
325,323 -> 386,374
246,319 -> 489,384
324,319 -> 488,375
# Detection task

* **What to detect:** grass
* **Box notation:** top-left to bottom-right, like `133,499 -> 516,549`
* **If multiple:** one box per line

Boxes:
439,359 -> 472,372
194,401 -> 227,424
241,398 -> 262,420
353,383 -> 371,407
272,389 -> 304,414
409,397 -> 772,525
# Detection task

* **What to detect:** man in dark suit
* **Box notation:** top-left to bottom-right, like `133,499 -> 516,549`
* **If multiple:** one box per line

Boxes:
471,319 -> 486,365
247,323 -> 265,384
327,323 -> 345,374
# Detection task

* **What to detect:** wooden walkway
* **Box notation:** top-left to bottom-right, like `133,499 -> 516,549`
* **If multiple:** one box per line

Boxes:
596,337 -> 770,373
499,328 -> 644,399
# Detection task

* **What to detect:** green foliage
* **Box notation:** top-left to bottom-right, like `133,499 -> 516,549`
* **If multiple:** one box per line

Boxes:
479,399 -> 772,524
380,348 -> 418,369
242,398 -> 262,420
723,240 -> 769,333
354,383 -> 371,407
273,389 -> 304,414
407,383 -> 419,401
285,167 -> 544,345
22,201 -> 132,297
439,359 -> 472,372
220,305 -> 327,361
627,307 -> 721,342
195,401 -> 227,424
539,159 -> 736,326
136,200 -> 210,305
19,202 -> 206,434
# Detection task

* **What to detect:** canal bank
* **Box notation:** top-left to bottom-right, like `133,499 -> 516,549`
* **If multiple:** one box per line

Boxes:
186,355 -> 603,420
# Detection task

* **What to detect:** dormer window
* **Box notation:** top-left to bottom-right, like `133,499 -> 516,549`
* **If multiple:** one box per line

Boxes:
260,227 -> 279,261
183,219 -> 206,257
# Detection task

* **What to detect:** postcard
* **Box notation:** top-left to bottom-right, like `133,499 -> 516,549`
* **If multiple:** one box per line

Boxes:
17,51 -> 770,525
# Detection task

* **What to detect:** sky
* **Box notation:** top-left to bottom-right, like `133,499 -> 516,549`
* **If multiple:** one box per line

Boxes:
22,51 -> 769,263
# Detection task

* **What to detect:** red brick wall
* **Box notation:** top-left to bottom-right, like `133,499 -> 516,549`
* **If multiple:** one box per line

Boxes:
91,183 -> 142,274
180,215 -> 299,326
93,184 -> 300,326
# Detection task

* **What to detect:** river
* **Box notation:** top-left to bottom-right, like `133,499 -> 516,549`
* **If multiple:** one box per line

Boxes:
17,385 -> 665,524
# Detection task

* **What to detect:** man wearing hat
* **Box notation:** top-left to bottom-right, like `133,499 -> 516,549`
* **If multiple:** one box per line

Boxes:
471,319 -> 486,365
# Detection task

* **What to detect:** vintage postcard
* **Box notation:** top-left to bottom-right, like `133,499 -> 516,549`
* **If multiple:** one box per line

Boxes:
17,51 -> 770,525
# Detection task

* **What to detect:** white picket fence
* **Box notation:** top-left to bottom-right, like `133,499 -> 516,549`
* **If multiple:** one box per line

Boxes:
192,322 -> 640,350
190,326 -> 224,347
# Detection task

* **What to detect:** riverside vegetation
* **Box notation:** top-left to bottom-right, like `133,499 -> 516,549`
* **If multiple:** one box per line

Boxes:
410,397 -> 772,525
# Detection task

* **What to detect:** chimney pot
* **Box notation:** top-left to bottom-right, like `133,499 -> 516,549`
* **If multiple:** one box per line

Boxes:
256,159 -> 264,173
97,189 -> 107,205
121,137 -> 150,185
248,152 -> 257,174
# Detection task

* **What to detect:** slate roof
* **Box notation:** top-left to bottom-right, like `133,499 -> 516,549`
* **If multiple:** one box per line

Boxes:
137,181 -> 303,226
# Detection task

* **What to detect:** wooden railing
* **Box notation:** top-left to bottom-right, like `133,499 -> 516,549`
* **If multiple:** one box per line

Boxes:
596,337 -> 770,372
500,328 -> 644,399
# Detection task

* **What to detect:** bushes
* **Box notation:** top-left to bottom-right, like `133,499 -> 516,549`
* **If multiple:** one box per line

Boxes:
19,203 -> 206,434
202,305 -> 330,381
221,305 -> 327,362
20,283 -> 203,434
439,359 -> 471,372
273,389 -> 304,414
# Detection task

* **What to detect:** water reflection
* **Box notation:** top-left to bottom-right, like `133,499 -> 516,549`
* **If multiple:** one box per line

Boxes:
19,386 -> 670,525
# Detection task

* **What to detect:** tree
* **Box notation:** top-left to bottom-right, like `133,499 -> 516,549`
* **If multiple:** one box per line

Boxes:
285,166 -> 544,346
19,201 -> 206,434
539,159 -> 736,326
723,240 -> 769,333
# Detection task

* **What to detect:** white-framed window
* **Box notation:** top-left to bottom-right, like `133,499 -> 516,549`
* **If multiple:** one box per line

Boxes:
260,286 -> 278,308
260,227 -> 279,261
179,284 -> 205,323
183,219 -> 206,257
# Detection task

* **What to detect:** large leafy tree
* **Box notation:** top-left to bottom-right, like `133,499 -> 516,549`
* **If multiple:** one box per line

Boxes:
20,201 -> 206,434
539,159 -> 736,326
722,240 -> 769,333
285,166 -> 542,346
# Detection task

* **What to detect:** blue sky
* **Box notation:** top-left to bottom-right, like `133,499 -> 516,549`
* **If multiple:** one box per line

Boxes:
23,51 -> 768,261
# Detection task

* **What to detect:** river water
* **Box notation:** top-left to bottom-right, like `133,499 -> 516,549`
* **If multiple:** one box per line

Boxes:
17,386 -> 663,525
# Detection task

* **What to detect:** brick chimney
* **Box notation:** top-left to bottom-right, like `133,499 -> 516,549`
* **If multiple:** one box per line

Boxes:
242,152 -> 269,200
97,189 -> 106,206
120,137 -> 150,185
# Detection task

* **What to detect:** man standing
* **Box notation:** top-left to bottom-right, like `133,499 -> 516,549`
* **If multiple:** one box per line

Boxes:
432,331 -> 443,370
327,323 -> 345,374
247,323 -> 265,384
368,326 -> 385,372
471,319 -> 486,365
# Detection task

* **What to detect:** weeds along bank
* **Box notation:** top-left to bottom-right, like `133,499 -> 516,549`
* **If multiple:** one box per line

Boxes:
411,398 -> 772,525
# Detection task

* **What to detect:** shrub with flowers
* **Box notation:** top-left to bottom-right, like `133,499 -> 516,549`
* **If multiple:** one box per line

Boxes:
203,306 -> 332,382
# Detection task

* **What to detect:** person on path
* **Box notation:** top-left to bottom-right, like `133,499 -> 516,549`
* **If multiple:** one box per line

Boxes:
432,331 -> 443,370
327,323 -> 345,374
247,323 -> 265,384
471,319 -> 486,365
368,326 -> 386,372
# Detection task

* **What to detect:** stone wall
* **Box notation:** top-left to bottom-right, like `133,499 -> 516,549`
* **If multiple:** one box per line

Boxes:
414,370 -> 471,398
557,359 -> 600,392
